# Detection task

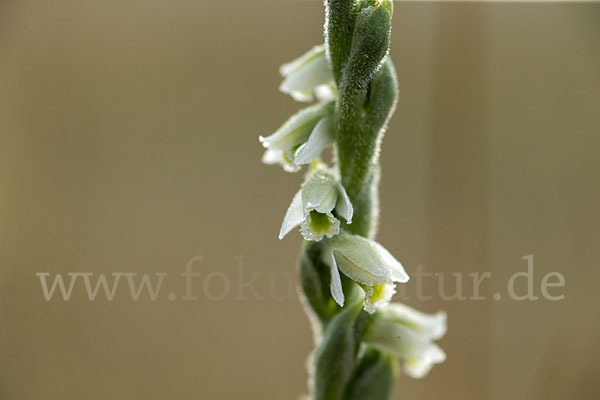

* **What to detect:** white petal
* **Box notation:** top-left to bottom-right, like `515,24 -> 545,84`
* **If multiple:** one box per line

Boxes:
279,55 -> 333,100
328,249 -> 345,307
262,148 -> 282,165
328,234 -> 392,286
279,190 -> 304,239
314,84 -> 336,102
294,116 -> 334,165
280,45 -> 326,77
383,303 -> 447,341
259,102 -> 333,151
288,89 -> 315,103
261,149 -> 301,173
371,241 -> 410,283
402,343 -> 446,379
334,183 -> 353,223
301,168 -> 338,214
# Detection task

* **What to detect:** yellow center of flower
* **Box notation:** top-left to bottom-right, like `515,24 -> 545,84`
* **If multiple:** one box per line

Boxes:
369,283 -> 386,303
308,210 -> 331,233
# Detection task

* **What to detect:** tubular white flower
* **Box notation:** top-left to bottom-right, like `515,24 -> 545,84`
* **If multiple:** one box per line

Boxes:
279,166 -> 353,241
322,233 -> 409,311
364,303 -> 447,379
259,102 -> 335,172
279,45 -> 335,103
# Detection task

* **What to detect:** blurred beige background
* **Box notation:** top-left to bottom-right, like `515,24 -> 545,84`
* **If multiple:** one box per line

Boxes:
1,1 -> 599,399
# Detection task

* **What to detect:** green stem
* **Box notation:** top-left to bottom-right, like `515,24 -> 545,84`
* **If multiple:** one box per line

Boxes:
337,60 -> 398,237
299,1 -> 399,399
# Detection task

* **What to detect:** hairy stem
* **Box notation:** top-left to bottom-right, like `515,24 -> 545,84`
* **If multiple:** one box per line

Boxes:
300,1 -> 399,398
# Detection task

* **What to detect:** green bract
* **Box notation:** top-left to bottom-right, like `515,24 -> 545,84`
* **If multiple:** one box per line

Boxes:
344,0 -> 392,87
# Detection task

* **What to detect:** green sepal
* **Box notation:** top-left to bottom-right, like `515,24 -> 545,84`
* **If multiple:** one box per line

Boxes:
313,300 -> 374,400
345,346 -> 397,400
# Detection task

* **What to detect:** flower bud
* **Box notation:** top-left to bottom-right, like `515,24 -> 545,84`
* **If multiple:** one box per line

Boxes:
343,0 -> 392,87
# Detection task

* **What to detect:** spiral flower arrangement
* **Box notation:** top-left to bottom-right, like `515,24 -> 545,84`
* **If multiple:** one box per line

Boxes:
260,1 -> 447,398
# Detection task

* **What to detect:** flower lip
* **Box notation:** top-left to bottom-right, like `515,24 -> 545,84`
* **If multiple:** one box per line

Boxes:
300,210 -> 340,241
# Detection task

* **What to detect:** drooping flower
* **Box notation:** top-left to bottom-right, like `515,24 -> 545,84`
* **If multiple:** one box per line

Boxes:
279,166 -> 353,241
364,303 -> 447,378
322,232 -> 409,312
279,45 -> 336,103
260,101 -> 335,173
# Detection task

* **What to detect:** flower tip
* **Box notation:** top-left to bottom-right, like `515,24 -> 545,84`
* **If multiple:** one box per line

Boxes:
429,311 -> 448,340
394,270 -> 410,283
278,80 -> 292,94
277,81 -> 289,94
278,224 -> 291,240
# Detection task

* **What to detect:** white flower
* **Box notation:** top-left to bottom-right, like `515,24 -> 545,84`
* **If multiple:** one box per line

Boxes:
279,166 -> 353,241
259,102 -> 335,172
322,233 -> 409,312
279,45 -> 336,103
364,303 -> 447,379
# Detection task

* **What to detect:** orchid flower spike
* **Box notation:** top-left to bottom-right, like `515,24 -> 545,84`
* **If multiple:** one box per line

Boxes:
279,166 -> 353,241
322,232 -> 409,312
260,101 -> 335,173
364,303 -> 447,378
279,45 -> 336,103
